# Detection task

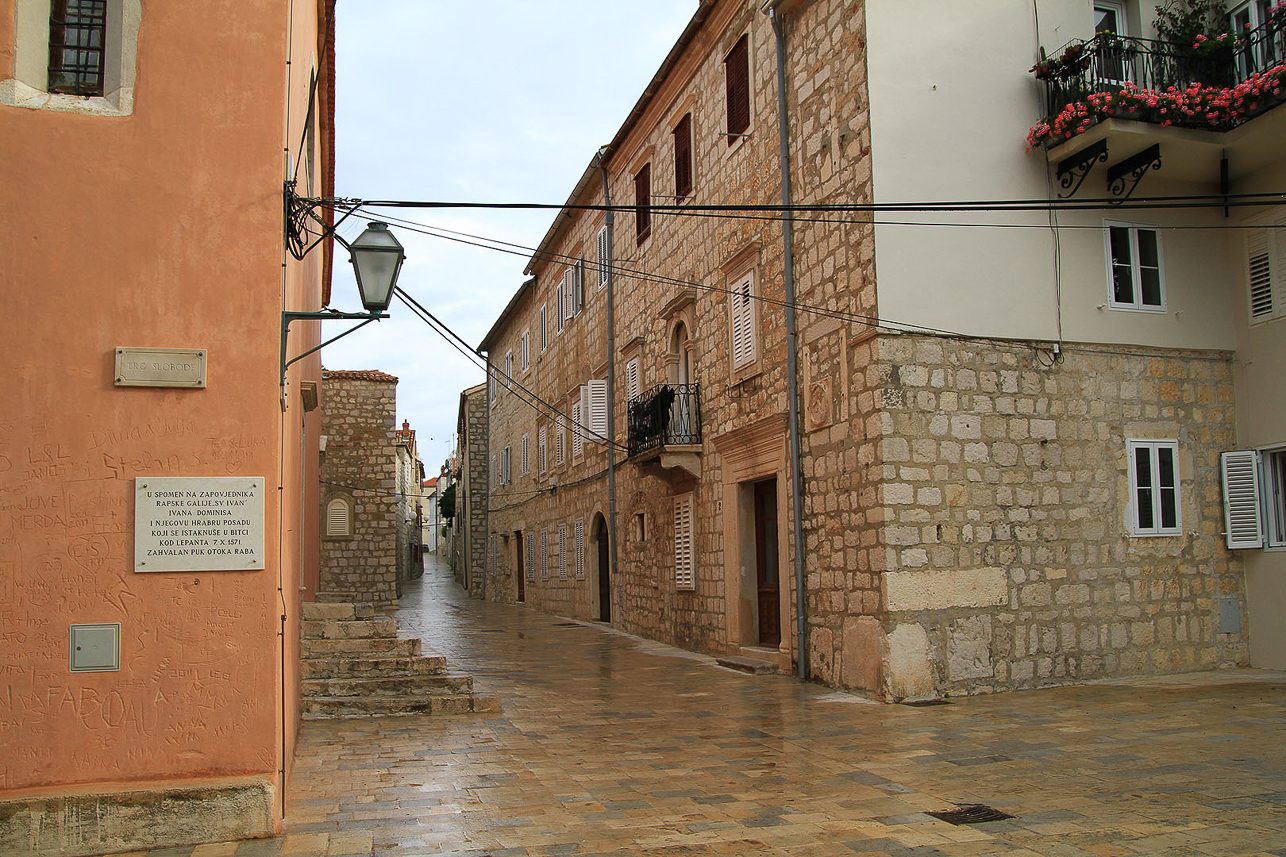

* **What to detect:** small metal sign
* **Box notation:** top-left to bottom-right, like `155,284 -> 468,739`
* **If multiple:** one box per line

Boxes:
135,477 -> 265,572
115,347 -> 207,388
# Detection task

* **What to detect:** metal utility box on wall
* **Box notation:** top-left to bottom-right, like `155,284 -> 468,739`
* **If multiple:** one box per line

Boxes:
69,623 -> 121,672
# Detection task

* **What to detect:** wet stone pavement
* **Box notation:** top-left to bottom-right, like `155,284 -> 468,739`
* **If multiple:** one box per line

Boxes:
117,557 -> 1286,857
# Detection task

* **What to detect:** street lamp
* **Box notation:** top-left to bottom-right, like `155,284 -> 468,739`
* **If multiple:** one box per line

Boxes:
279,219 -> 406,387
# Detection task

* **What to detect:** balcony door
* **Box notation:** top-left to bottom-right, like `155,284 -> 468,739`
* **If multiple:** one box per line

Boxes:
1095,1 -> 1131,83
669,322 -> 692,442
1232,1 -> 1276,77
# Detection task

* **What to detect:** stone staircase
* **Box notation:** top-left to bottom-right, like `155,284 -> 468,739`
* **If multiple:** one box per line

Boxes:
300,602 -> 500,719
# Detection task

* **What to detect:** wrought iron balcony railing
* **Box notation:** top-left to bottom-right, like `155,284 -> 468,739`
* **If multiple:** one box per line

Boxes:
627,383 -> 701,458
1040,14 -> 1286,131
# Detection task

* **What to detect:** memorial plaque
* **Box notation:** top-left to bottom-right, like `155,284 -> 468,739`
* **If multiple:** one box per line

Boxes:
115,347 -> 207,387
135,477 -> 265,572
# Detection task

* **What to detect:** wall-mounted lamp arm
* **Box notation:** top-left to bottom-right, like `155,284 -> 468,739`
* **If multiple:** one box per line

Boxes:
279,309 -> 388,389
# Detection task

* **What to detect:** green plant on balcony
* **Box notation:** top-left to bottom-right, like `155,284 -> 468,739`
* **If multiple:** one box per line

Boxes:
1031,42 -> 1093,81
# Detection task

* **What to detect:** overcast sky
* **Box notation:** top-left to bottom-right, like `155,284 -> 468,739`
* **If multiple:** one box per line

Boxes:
324,1 -> 698,477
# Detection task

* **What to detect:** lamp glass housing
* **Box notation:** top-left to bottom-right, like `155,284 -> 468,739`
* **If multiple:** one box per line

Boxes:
349,221 -> 404,312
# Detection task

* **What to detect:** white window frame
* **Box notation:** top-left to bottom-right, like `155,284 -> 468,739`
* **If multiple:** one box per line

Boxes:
730,271 -> 758,369
1104,221 -> 1166,313
521,330 -> 531,372
521,432 -> 530,476
574,518 -> 586,580
674,493 -> 695,590
1222,446 -> 1286,550
1127,439 -> 1182,537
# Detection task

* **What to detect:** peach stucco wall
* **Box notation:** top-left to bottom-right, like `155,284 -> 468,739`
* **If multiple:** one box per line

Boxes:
0,0 -> 325,817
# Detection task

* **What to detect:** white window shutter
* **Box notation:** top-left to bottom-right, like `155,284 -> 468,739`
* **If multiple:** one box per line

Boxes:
588,379 -> 608,440
521,433 -> 530,475
521,330 -> 530,371
540,303 -> 548,350
556,415 -> 565,465
540,529 -> 549,579
559,524 -> 568,579
1222,450 -> 1264,549
1248,227 -> 1274,319
326,498 -> 350,537
557,274 -> 566,332
571,399 -> 584,458
573,258 -> 585,313
674,493 -> 695,590
538,425 -> 547,473
575,518 -> 586,580
731,274 -> 755,368
526,533 -> 535,582
597,226 -> 610,289
626,359 -> 640,402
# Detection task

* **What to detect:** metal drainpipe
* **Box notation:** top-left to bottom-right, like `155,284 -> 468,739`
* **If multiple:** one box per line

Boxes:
597,147 -> 621,611
482,359 -> 490,601
767,3 -> 809,681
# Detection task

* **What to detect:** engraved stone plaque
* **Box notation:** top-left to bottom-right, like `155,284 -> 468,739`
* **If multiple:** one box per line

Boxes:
115,347 -> 207,387
135,477 -> 265,572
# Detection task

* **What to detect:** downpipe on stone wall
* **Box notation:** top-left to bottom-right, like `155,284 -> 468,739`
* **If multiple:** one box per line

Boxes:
766,1 -> 809,681
597,147 -> 621,612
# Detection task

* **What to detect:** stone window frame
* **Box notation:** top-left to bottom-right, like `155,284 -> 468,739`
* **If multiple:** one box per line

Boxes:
1126,438 -> 1182,537
1104,220 -> 1166,313
323,494 -> 354,540
2,0 -> 141,116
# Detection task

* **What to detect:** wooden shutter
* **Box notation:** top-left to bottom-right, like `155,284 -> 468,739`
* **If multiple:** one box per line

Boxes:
674,493 -> 695,590
587,379 -> 608,440
1247,227 -> 1273,319
521,330 -> 530,371
1222,450 -> 1264,549
635,164 -> 651,243
674,113 -> 693,200
725,33 -> 750,143
731,273 -> 756,368
626,359 -> 640,402
558,524 -> 568,579
521,433 -> 530,475
325,498 -> 350,537
526,533 -> 535,582
573,258 -> 585,313
556,415 -> 565,466
571,399 -> 584,458
540,529 -> 549,579
575,518 -> 586,580
597,226 -> 610,289
538,425 -> 547,473
540,303 -> 548,350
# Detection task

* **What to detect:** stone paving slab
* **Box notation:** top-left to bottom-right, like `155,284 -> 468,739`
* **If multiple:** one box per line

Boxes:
107,559 -> 1286,857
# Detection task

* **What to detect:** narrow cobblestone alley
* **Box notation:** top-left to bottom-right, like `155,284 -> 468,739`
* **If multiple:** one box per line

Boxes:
117,557 -> 1286,857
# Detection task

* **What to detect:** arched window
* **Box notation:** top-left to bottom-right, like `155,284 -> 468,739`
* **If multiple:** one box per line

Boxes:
325,496 -> 353,538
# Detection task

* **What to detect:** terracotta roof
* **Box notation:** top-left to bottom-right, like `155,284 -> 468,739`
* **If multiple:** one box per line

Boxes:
423,477 -> 438,488
322,369 -> 398,383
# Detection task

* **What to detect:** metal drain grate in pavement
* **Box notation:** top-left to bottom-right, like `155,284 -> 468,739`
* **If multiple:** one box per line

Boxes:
902,698 -> 951,707
927,805 -> 1014,825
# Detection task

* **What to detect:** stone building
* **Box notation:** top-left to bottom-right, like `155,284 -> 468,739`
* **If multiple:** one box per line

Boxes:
319,370 -> 399,609
0,1 -> 335,851
452,384 -> 489,598
478,0 -> 1284,699
394,419 -> 425,586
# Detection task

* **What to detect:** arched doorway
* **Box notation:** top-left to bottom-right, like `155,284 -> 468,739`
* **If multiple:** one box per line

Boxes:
593,513 -> 610,622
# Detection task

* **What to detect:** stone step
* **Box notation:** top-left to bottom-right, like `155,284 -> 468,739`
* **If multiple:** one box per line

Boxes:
302,674 -> 474,698
716,655 -> 779,675
301,602 -> 375,621
301,693 -> 501,720
301,617 -> 399,640
300,654 -> 448,680
301,636 -> 422,659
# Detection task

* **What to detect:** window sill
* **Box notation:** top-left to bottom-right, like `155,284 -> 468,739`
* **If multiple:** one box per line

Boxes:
1107,303 -> 1167,314
0,79 -> 134,116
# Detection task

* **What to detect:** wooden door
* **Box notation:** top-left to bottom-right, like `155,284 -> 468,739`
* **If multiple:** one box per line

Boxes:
754,480 -> 780,648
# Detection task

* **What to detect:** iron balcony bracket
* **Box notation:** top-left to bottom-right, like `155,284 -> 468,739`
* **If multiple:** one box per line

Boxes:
1056,139 -> 1109,199
1107,144 -> 1162,205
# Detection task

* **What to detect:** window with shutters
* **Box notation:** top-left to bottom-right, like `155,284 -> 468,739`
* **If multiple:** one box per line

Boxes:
635,163 -> 652,244
597,226 -> 611,289
504,350 -> 513,389
521,432 -> 530,476
586,379 -> 608,441
325,497 -> 353,538
626,358 -> 641,403
555,415 -> 566,467
521,330 -> 530,372
1105,222 -> 1165,312
575,518 -> 586,580
540,529 -> 549,579
673,493 -> 695,590
558,523 -> 569,579
502,446 -> 511,485
490,454 -> 497,490
725,33 -> 750,145
1222,447 -> 1286,549
571,400 -> 584,459
540,303 -> 549,351
538,425 -> 548,474
674,112 -> 693,200
556,272 -> 567,333
526,533 -> 536,582
1245,211 -> 1286,324
730,271 -> 758,370
488,365 -> 497,407
1127,440 -> 1181,536
572,259 -> 585,316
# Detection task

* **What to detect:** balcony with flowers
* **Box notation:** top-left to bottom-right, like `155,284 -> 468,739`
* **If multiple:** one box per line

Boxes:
1028,2 -> 1286,191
